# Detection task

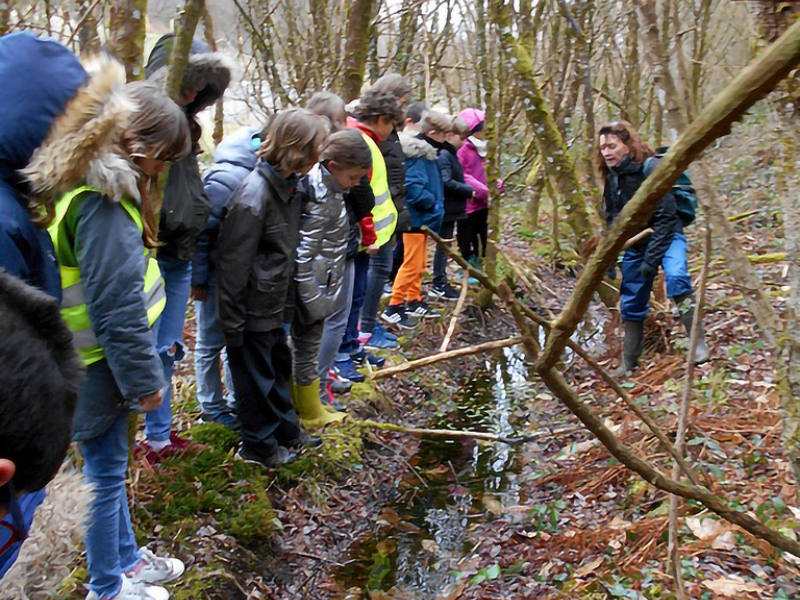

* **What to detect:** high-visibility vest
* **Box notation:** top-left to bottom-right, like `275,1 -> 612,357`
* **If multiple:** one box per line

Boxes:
48,186 -> 166,366
361,133 -> 397,248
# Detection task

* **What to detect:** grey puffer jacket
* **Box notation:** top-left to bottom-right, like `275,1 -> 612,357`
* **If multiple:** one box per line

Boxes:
217,160 -> 305,347
294,164 -> 349,324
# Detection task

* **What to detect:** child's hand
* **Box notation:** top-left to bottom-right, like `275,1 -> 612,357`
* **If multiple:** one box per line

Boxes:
139,390 -> 164,413
366,243 -> 380,256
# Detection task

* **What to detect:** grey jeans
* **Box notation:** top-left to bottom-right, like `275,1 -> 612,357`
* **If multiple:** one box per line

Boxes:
318,259 -> 356,387
290,318 -> 325,387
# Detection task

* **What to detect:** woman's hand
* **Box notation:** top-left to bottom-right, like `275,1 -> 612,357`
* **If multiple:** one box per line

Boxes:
366,243 -> 380,256
139,390 -> 164,413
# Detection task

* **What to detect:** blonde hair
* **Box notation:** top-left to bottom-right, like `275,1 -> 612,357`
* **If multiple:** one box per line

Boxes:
419,110 -> 451,134
307,91 -> 347,133
322,129 -> 372,170
258,108 -> 329,174
122,81 -> 191,247
450,116 -> 470,137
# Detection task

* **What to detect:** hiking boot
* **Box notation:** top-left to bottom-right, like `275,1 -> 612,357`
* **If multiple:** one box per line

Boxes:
126,547 -> 185,586
382,304 -> 419,330
382,282 -> 394,299
351,348 -> 386,369
364,324 -> 400,349
332,358 -> 366,383
676,294 -> 711,365
408,299 -> 441,319
328,377 -> 352,395
285,430 -> 324,450
614,320 -> 645,378
86,577 -> 169,600
430,283 -> 461,301
236,444 -> 297,468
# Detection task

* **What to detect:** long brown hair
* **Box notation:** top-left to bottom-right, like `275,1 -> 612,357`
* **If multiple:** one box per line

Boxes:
258,108 -> 329,174
594,120 -> 654,183
122,81 -> 191,247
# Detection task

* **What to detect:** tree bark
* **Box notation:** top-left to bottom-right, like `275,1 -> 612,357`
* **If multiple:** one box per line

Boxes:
106,0 -> 148,82
166,0 -> 205,101
201,7 -> 224,147
338,0 -> 377,101
492,0 -> 598,251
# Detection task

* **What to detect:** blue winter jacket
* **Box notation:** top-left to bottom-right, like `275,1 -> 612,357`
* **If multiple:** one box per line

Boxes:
0,32 -> 89,300
399,133 -> 444,233
191,128 -> 259,287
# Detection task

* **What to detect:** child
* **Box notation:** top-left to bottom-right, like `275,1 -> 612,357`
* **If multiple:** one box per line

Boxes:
292,129 -> 372,428
360,73 -> 413,350
431,116 -> 473,300
191,127 -> 263,428
217,108 -> 328,468
142,35 -> 233,459
596,120 -> 710,374
49,81 -> 190,600
456,108 -> 489,270
331,90 -> 402,383
382,111 -> 446,328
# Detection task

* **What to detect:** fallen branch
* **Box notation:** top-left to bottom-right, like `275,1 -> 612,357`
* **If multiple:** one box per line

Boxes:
371,336 -> 523,381
440,270 -> 470,353
623,228 -> 653,249
359,419 -> 577,446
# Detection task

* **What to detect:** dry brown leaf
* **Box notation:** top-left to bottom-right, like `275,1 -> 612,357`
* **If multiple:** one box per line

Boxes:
686,517 -> 728,541
702,576 -> 761,597
421,539 -> 439,553
482,494 -> 504,515
574,556 -> 604,579
436,583 -> 466,600
711,531 -> 737,551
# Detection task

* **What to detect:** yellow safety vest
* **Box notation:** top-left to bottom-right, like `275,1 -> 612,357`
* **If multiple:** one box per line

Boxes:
48,186 -> 166,366
361,133 -> 397,248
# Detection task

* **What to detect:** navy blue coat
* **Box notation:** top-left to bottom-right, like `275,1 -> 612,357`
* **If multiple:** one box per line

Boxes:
400,134 -> 444,233
437,142 -> 472,222
192,128 -> 259,287
0,32 -> 89,300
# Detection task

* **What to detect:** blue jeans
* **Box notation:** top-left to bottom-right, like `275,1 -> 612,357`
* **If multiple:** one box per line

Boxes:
433,220 -> 456,287
620,232 -> 694,321
194,286 -> 235,419
145,256 -> 192,442
360,240 -> 394,335
82,410 -> 142,598
338,252 -> 370,359
319,259 -> 355,385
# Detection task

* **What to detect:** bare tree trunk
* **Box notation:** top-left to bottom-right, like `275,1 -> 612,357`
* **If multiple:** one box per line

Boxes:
201,7 -> 224,146
106,0 -> 148,81
76,0 -> 102,54
166,0 -> 205,100
338,0 -> 377,101
492,0 -> 598,251
623,8 -> 641,126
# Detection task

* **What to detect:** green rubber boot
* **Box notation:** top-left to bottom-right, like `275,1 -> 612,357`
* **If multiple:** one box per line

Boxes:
294,378 -> 347,430
614,320 -> 645,378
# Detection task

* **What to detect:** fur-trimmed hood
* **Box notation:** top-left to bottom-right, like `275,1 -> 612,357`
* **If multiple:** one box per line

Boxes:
146,35 -> 234,116
0,466 -> 92,599
0,33 -> 135,205
399,133 -> 438,161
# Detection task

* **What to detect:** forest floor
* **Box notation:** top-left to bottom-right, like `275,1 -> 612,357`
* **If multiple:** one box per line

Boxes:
58,117 -> 800,600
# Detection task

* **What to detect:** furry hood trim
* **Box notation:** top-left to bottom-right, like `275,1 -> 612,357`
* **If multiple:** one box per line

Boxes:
399,133 -> 438,161
21,54 -> 139,204
0,466 -> 93,599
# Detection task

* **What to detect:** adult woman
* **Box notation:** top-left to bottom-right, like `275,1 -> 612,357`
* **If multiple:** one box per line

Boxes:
595,120 -> 710,375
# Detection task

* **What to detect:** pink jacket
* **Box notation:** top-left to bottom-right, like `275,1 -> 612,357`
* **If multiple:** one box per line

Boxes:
457,109 -> 489,213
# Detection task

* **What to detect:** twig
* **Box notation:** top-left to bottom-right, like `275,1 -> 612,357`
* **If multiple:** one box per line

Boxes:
65,0 -> 103,47
370,336 -> 523,380
623,228 -> 654,249
358,419 -> 569,445
440,270 -> 470,353
668,223 -> 712,598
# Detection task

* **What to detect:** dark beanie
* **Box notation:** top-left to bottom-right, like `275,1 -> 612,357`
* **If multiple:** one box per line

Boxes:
471,120 -> 484,135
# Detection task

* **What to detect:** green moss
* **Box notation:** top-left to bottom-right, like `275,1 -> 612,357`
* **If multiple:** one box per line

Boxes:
276,420 -> 365,483
133,423 -> 276,546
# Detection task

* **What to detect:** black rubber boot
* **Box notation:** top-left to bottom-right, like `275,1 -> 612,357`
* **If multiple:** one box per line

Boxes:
615,320 -> 645,378
675,294 -> 711,365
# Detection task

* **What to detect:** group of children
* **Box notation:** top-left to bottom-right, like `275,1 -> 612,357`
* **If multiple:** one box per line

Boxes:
0,30 -> 494,600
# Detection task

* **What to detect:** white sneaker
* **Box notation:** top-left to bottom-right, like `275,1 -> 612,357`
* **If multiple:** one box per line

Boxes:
125,547 -> 185,586
86,576 -> 170,600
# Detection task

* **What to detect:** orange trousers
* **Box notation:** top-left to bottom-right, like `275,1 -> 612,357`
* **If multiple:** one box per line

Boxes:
390,232 -> 427,305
